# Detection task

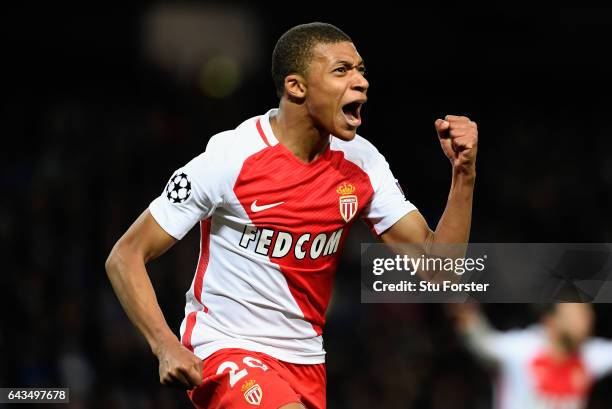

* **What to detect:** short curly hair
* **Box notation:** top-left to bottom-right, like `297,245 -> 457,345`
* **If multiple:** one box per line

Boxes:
271,22 -> 352,98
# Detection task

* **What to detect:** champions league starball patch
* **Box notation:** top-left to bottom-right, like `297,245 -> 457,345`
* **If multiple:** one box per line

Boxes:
165,172 -> 192,204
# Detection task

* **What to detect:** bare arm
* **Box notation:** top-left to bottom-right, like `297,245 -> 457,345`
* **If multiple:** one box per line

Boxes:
448,304 -> 502,367
105,209 -> 202,389
381,115 -> 476,247
380,116 -> 477,278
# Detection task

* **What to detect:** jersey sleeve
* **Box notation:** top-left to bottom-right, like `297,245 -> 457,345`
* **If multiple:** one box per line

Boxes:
149,149 -> 225,240
462,315 -> 540,367
582,338 -> 612,379
461,314 -> 507,364
361,151 -> 417,235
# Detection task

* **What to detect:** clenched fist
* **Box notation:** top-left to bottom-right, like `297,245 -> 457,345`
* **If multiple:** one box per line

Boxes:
435,115 -> 478,174
155,338 -> 203,389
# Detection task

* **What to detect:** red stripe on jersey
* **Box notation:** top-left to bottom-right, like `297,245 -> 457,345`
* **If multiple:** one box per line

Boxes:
182,311 -> 198,352
256,118 -> 271,146
529,352 -> 591,397
233,141 -> 374,335
194,218 -> 211,313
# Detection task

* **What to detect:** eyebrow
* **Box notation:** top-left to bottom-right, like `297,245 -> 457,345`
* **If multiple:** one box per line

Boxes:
334,59 -> 366,68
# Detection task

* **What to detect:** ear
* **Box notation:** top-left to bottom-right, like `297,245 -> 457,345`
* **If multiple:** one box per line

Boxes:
284,74 -> 307,100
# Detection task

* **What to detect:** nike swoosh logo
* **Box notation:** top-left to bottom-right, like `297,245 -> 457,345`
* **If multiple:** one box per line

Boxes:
251,200 -> 285,213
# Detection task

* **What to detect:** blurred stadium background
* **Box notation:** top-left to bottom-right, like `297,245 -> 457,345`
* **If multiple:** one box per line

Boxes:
2,5 -> 612,408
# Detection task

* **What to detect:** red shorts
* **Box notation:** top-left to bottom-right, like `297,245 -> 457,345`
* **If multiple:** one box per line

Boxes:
187,348 -> 326,409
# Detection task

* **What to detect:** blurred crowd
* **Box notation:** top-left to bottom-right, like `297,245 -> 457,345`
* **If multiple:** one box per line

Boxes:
2,6 -> 612,409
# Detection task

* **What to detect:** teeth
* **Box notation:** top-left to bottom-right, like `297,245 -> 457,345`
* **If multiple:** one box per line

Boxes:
343,103 -> 360,117
342,101 -> 363,126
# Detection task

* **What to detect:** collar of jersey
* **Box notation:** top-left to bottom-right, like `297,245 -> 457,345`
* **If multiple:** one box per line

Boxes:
259,108 -> 333,167
259,109 -> 280,146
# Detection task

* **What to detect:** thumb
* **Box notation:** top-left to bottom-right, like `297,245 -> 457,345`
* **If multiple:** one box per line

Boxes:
188,357 -> 204,387
439,138 -> 455,160
187,366 -> 203,388
434,119 -> 450,137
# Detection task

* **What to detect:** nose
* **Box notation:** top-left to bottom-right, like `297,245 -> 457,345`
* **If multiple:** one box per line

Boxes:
352,70 -> 369,94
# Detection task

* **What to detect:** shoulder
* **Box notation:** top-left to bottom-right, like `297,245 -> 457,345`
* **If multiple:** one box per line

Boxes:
330,133 -> 387,172
196,114 -> 272,166
582,337 -> 612,377
206,115 -> 267,155
482,325 -> 543,364
500,325 -> 545,349
583,337 -> 612,355
484,324 -> 542,348
179,115 -> 271,185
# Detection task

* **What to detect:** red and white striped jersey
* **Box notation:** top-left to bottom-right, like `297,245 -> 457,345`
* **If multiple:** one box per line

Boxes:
149,109 -> 416,364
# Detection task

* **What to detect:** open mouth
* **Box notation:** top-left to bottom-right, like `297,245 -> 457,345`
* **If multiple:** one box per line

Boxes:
341,101 -> 363,127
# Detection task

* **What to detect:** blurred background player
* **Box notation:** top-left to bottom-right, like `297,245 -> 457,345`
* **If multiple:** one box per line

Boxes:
452,303 -> 612,409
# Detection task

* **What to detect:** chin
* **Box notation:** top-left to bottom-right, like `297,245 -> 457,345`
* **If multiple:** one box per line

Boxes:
333,127 -> 358,141
559,333 -> 583,353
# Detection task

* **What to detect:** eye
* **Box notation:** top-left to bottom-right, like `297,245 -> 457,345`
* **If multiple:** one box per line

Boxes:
358,67 -> 366,76
334,66 -> 347,74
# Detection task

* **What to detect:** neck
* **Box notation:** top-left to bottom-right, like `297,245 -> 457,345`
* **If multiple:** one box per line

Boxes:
547,337 -> 574,362
270,99 -> 330,163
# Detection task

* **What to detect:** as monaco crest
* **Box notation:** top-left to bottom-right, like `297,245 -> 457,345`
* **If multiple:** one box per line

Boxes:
337,182 -> 358,223
242,379 -> 263,406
